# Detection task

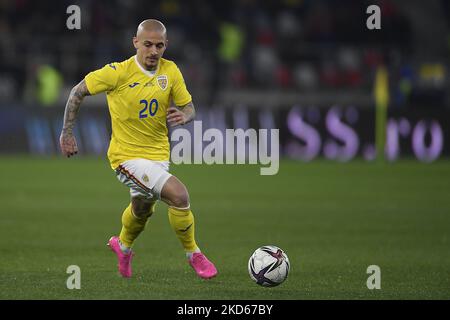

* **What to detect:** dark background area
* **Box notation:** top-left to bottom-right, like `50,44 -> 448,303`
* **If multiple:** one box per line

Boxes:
0,0 -> 449,160
0,0 -> 448,107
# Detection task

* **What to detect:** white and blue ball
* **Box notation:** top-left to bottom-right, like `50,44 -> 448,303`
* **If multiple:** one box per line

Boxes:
248,245 -> 290,287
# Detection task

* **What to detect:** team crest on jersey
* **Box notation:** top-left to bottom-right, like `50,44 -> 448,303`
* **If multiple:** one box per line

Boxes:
157,75 -> 168,90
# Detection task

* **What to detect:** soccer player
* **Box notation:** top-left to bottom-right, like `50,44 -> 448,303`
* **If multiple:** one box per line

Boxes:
59,19 -> 218,279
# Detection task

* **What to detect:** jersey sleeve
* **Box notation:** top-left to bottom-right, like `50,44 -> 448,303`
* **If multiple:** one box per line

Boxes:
84,63 -> 120,95
171,66 -> 192,107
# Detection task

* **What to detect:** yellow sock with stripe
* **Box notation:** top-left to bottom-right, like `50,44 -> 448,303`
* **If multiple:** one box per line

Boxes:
168,206 -> 199,254
119,203 -> 153,249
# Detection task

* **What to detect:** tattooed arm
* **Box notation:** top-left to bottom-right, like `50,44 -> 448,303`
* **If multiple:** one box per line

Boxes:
59,80 -> 91,157
166,101 -> 196,127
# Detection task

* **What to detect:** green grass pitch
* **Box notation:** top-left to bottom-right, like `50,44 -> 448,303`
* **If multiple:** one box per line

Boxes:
0,156 -> 449,299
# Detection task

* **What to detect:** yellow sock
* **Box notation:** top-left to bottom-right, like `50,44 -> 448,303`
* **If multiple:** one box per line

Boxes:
168,206 -> 199,253
119,203 -> 151,248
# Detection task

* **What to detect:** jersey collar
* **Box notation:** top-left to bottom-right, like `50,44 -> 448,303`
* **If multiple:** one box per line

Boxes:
134,55 -> 159,78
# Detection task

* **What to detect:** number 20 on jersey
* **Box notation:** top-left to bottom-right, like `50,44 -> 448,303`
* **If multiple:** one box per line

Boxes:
139,99 -> 159,118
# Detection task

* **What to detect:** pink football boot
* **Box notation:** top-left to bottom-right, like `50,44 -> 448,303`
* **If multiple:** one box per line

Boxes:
107,236 -> 134,278
188,252 -> 218,279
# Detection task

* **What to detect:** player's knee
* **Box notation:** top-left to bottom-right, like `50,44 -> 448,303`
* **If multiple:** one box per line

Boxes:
132,198 -> 156,218
161,176 -> 190,208
132,206 -> 152,219
172,190 -> 190,209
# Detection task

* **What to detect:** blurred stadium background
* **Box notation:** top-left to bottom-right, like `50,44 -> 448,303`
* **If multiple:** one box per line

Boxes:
0,0 -> 449,299
1,0 -> 449,159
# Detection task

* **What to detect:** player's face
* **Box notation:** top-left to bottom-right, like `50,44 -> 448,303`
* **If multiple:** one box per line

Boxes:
133,30 -> 167,70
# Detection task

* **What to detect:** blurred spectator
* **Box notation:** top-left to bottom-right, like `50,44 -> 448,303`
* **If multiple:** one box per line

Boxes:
218,22 -> 244,63
36,64 -> 63,107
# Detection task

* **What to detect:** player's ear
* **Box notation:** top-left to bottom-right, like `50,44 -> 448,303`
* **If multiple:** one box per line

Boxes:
165,39 -> 168,49
133,36 -> 139,49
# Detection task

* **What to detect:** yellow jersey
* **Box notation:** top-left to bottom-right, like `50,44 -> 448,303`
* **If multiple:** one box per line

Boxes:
84,56 -> 192,169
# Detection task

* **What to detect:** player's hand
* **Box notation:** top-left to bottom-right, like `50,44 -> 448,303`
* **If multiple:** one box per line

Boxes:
167,107 -> 188,127
59,131 -> 78,158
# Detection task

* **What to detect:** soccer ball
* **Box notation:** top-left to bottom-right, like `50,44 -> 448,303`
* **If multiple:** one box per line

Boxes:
248,245 -> 290,287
